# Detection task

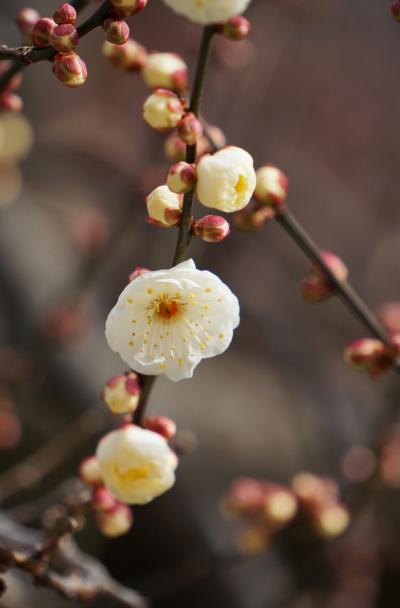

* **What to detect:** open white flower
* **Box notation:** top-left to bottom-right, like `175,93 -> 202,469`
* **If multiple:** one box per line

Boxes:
105,259 -> 240,381
96,425 -> 177,505
196,146 -> 256,213
163,0 -> 252,24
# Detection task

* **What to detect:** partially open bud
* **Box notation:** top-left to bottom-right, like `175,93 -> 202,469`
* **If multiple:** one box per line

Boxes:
32,17 -> 56,48
52,52 -> 87,87
102,372 -> 141,415
146,185 -> 183,227
50,24 -> 79,53
193,215 -> 231,243
142,52 -> 188,92
166,161 -> 197,194
92,486 -> 118,512
178,112 -> 203,145
102,39 -> 147,71
103,19 -> 130,45
129,266 -> 150,281
392,0 -> 400,22
96,503 -> 133,537
144,416 -> 177,440
79,456 -> 103,486
164,131 -> 186,163
110,0 -> 148,17
143,89 -> 185,131
254,165 -> 288,208
0,94 -> 23,113
218,16 -> 252,41
344,338 -> 391,377
17,7 -> 40,41
54,3 -> 77,25
299,251 -> 348,303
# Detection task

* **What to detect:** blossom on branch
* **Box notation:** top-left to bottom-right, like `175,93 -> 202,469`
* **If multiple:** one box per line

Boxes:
163,0 -> 252,25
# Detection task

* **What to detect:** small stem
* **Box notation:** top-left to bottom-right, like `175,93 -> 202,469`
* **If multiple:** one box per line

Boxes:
133,376 -> 156,426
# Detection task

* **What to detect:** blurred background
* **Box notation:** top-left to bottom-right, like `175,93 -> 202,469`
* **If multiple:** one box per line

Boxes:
0,0 -> 400,606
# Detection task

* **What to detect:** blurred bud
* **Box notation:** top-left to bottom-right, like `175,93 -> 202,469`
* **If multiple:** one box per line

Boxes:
292,472 -> 338,507
223,477 -> 267,516
143,89 -> 185,131
0,112 -> 33,163
234,205 -> 275,231
41,301 -> 87,342
343,338 -> 391,377
315,502 -> 350,538
164,131 -> 186,163
342,445 -> 376,483
144,415 -> 177,439
0,163 -> 23,207
96,503 -> 133,537
263,485 -> 298,526
300,251 -> 348,303
16,7 -> 40,41
142,52 -> 188,92
50,24 -> 79,53
193,215 -> 231,243
378,302 -> 400,334
32,17 -> 56,47
381,428 -> 400,487
166,161 -> 196,194
254,165 -> 288,208
391,0 -> 400,22
110,0 -> 148,17
0,94 -> 23,113
92,486 -> 118,512
202,124 -> 226,153
178,112 -> 203,145
0,64 -> 23,93
52,52 -> 87,87
146,185 -> 183,227
236,526 -> 269,555
102,39 -> 147,71
103,19 -> 130,45
71,209 -> 109,254
129,266 -> 150,281
0,409 -> 22,450
80,456 -> 103,486
218,16 -> 252,41
54,3 -> 77,25
102,372 -> 141,415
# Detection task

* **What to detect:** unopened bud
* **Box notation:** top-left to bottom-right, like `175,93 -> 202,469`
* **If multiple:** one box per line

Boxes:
144,416 -> 177,439
392,0 -> 400,22
292,472 -> 338,507
79,456 -> 102,486
142,52 -> 188,92
378,302 -> 400,334
254,165 -> 288,208
263,486 -> 298,526
387,333 -> 400,361
16,7 -> 40,41
146,185 -> 182,227
344,338 -> 391,377
381,428 -> 400,487
234,205 -> 275,231
103,19 -> 130,45
193,215 -> 231,243
315,502 -> 350,538
102,39 -> 147,71
164,131 -> 186,163
300,251 -> 348,303
218,16 -> 252,41
143,89 -> 185,131
0,94 -> 23,113
96,503 -> 133,537
54,3 -> 77,25
32,17 -> 56,48
50,24 -> 79,53
178,112 -> 203,145
52,52 -> 87,87
109,0 -> 148,17
223,477 -> 266,516
129,266 -> 150,281
166,161 -> 196,194
92,486 -> 118,512
102,372 -> 141,415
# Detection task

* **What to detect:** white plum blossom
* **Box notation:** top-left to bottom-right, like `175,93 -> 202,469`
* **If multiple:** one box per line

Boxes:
105,259 -> 240,381
96,425 -> 177,505
196,146 -> 256,213
163,0 -> 252,24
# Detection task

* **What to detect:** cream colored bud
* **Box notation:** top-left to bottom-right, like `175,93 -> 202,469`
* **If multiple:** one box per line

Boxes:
146,185 -> 183,227
143,89 -> 184,131
142,52 -> 188,91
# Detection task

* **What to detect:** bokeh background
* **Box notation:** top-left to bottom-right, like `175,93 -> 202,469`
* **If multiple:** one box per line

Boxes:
0,0 -> 399,606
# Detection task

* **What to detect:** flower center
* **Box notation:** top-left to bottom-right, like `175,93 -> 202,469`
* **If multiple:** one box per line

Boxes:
115,465 -> 150,484
151,293 -> 185,322
235,175 -> 248,193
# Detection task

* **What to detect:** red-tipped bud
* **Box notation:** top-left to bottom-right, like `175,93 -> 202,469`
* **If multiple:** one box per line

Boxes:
146,185 -> 183,226
16,7 -> 40,40
143,89 -> 185,132
164,131 -> 186,163
392,1 -> 400,22
218,16 -> 252,41
32,17 -> 56,48
50,24 -> 79,53
54,3 -> 77,25
0,94 -> 23,113
166,162 -> 197,194
344,338 -> 392,377
299,251 -> 348,303
102,372 -> 141,415
52,52 -> 87,87
96,503 -> 133,537
103,19 -> 130,45
178,112 -> 203,146
142,52 -> 188,92
254,165 -> 288,208
102,39 -> 147,71
144,416 -> 177,439
79,456 -> 103,486
109,0 -> 148,17
92,486 -> 118,512
129,267 -> 150,281
193,215 -> 231,243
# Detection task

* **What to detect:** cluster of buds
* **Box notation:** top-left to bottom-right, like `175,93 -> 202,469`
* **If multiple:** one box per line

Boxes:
343,335 -> 400,377
0,63 -> 23,113
299,251 -> 348,303
102,372 -> 141,415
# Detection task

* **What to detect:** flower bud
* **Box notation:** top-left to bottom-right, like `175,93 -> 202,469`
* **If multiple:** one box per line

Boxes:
178,112 -> 203,146
387,333 -> 400,361
50,24 -> 79,53
254,165 -> 288,208
129,266 -> 150,281
32,17 -> 56,48
381,428 -> 400,487
143,89 -> 185,131
102,39 -> 147,71
392,0 -> 400,22
164,131 -> 186,163
110,0 -> 148,17
223,477 -> 267,516
144,416 -> 177,439
343,338 -> 391,377
314,502 -> 350,538
299,251 -> 348,303
102,372 -> 141,415
234,205 -> 275,231
378,302 -> 400,334
166,161 -> 197,194
92,486 -> 118,512
17,7 -> 40,41
146,185 -> 182,227
52,52 -> 87,87
54,3 -> 77,25
103,19 -> 130,45
142,52 -> 188,92
96,503 -> 133,537
79,456 -> 103,486
292,472 -> 338,507
193,215 -> 231,243
218,16 -> 252,41
0,94 -> 23,113
263,485 -> 298,526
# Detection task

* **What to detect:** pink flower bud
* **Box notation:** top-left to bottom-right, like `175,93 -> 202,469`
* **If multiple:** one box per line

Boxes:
193,215 -> 231,243
166,162 -> 197,194
0,94 -> 23,113
109,0 -> 148,17
92,486 -> 118,512
223,477 -> 266,516
52,52 -> 87,87
102,372 -> 141,415
103,19 -> 130,45
32,17 -> 56,48
299,251 -> 348,303
54,3 -> 77,25
218,16 -> 252,41
392,0 -> 400,22
129,266 -> 150,281
144,416 -> 177,440
164,131 -> 186,163
102,39 -> 147,71
50,23 -> 79,53
254,165 -> 288,208
178,112 -> 204,146
16,7 -> 40,38
79,456 -> 103,486
343,338 -> 391,377
96,503 -> 133,537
